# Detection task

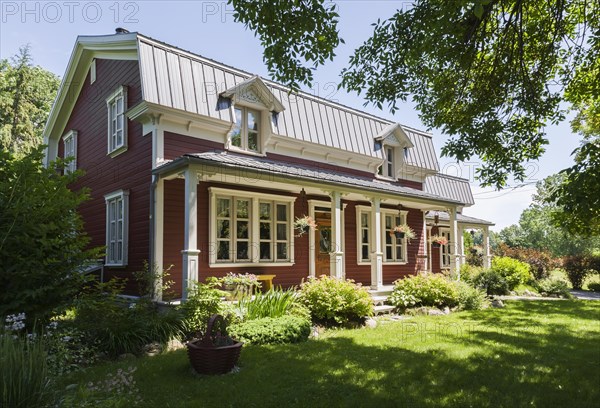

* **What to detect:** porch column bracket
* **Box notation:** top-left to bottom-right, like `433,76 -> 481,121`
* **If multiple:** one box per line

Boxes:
370,197 -> 383,290
329,191 -> 344,280
182,168 -> 200,301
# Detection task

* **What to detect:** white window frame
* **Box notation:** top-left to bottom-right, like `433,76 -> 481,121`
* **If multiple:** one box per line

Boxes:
104,190 -> 129,267
440,229 -> 451,269
356,205 -> 372,265
381,209 -> 409,264
228,105 -> 261,154
377,145 -> 397,180
62,130 -> 77,173
106,86 -> 127,157
208,187 -> 296,268
356,206 -> 409,265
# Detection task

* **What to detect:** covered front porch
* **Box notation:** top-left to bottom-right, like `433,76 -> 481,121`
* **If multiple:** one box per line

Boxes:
150,152 -> 472,301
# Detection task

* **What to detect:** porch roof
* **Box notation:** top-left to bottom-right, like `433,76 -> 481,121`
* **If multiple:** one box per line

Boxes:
426,210 -> 494,226
153,151 -> 470,206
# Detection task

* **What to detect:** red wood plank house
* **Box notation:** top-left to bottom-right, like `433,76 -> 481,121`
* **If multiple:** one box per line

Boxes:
43,30 -> 494,300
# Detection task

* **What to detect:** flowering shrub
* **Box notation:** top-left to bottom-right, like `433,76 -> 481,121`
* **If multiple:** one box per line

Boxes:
298,275 -> 373,326
219,273 -> 261,300
389,274 -> 459,311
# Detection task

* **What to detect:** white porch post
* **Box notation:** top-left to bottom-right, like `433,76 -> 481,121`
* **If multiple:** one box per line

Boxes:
153,178 -> 164,301
482,226 -> 492,268
370,198 -> 383,290
182,168 -> 200,301
329,191 -> 344,279
458,224 -> 466,268
448,208 -> 461,277
422,211 -> 429,273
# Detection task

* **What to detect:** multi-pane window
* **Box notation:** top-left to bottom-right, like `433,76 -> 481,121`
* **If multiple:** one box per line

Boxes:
105,190 -> 128,266
106,86 -> 127,155
386,147 -> 394,177
231,106 -> 260,152
359,212 -> 370,262
215,194 -> 290,264
258,202 -> 290,262
383,214 -> 406,262
357,208 -> 408,264
63,130 -> 77,173
441,230 -> 451,268
216,198 -> 251,262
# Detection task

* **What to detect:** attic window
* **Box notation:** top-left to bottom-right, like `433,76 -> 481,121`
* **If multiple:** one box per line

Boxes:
378,146 -> 396,179
106,86 -> 128,157
230,106 -> 260,153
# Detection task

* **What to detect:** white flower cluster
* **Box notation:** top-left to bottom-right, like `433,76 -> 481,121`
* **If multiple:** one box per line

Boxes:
4,313 -> 26,332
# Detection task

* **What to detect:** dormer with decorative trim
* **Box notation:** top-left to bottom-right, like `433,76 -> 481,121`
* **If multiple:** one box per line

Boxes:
220,76 -> 285,155
374,123 -> 415,180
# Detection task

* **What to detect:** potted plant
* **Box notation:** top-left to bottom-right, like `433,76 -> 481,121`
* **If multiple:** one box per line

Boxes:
294,215 -> 317,237
390,224 -> 416,240
430,235 -> 448,248
187,314 -> 243,375
219,273 -> 261,300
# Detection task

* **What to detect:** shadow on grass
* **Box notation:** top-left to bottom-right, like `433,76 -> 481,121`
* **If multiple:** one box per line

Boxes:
64,301 -> 600,408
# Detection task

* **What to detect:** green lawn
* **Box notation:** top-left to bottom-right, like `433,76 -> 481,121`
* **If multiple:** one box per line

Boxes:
60,300 -> 600,407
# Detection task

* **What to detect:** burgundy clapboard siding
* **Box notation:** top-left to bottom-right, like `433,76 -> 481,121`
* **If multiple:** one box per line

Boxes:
162,178 -> 424,297
61,59 -> 150,292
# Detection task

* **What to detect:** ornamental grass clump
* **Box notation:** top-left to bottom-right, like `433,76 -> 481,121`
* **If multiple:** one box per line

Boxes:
389,274 -> 459,311
236,288 -> 299,320
0,331 -> 50,408
298,275 -> 373,326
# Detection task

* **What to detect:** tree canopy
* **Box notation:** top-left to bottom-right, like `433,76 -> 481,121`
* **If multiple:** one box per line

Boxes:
0,45 -> 60,155
230,0 -> 599,234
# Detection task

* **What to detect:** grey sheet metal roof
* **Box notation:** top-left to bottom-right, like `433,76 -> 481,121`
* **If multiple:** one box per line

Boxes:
136,34 -> 439,171
154,151 -> 468,205
424,174 -> 474,206
426,211 -> 494,226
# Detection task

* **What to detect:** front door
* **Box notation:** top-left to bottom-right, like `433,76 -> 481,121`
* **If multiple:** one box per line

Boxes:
314,211 -> 331,276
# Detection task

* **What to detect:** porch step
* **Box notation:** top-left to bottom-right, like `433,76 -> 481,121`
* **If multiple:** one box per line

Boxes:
371,295 -> 388,306
373,305 -> 395,315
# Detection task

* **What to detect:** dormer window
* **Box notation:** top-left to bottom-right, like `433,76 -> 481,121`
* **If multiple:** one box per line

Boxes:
106,86 -> 127,157
231,106 -> 260,153
385,147 -> 394,177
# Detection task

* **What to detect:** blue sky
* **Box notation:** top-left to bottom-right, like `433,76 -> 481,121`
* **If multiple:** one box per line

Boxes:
0,1 -> 580,230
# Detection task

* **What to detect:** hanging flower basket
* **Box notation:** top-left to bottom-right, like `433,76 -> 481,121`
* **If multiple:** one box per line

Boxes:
294,215 -> 317,237
390,224 -> 415,240
429,235 -> 448,249
187,314 -> 243,375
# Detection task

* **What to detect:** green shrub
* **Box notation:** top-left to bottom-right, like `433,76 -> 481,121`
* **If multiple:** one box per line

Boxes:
474,270 -> 510,295
455,282 -> 488,310
563,255 -> 599,289
491,257 -> 532,289
587,282 -> 600,292
389,274 -> 459,311
535,276 -> 573,298
459,264 -> 483,285
229,316 -> 311,345
74,279 -> 183,357
0,147 -> 101,324
237,288 -> 298,320
0,334 -> 50,408
298,276 -> 373,326
496,245 -> 559,280
179,279 -> 227,338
